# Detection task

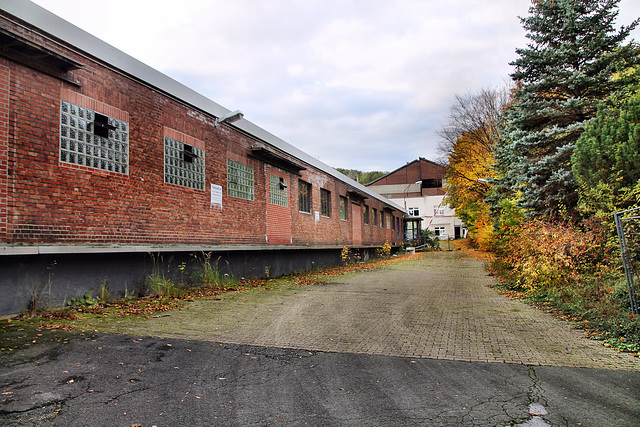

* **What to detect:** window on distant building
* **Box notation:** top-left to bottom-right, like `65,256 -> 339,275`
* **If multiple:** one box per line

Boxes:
340,196 -> 348,220
363,205 -> 370,225
434,226 -> 446,237
60,101 -> 129,174
270,174 -> 288,206
299,180 -> 311,213
164,136 -> 205,190
227,159 -> 254,200
433,205 -> 445,216
321,189 -> 331,217
409,207 -> 419,216
423,179 -> 443,188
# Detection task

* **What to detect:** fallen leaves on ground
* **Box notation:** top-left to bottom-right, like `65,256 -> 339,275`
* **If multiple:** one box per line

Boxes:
11,253 -> 422,327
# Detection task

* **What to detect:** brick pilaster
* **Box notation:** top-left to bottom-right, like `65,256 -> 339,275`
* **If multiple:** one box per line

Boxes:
0,64 -> 9,243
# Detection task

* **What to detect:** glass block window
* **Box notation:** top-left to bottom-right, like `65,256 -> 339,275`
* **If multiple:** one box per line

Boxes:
60,101 -> 129,174
298,180 -> 311,213
164,136 -> 205,190
269,174 -> 288,207
363,205 -> 370,225
339,196 -> 348,220
386,214 -> 392,229
321,189 -> 331,217
227,159 -> 254,200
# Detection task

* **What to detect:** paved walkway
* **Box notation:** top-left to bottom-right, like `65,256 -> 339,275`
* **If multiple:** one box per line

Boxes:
127,251 -> 640,371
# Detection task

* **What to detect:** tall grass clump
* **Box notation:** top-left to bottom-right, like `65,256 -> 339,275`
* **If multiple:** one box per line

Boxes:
141,254 -> 176,298
190,252 -> 236,289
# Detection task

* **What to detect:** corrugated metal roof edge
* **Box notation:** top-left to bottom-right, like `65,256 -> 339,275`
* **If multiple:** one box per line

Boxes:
0,0 -> 404,212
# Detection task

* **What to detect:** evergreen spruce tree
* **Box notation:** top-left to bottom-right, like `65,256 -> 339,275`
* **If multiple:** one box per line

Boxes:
573,94 -> 640,190
495,0 -> 638,218
572,65 -> 640,212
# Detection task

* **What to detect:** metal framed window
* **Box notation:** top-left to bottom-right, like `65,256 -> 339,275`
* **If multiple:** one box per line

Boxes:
269,174 -> 288,207
298,180 -> 311,213
372,208 -> 377,227
227,159 -> 254,200
363,205 -> 370,225
339,196 -> 348,220
320,189 -> 331,217
60,101 -> 129,174
164,136 -> 205,190
380,211 -> 384,228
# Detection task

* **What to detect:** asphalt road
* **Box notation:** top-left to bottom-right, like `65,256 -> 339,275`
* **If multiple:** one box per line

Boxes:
1,251 -> 639,426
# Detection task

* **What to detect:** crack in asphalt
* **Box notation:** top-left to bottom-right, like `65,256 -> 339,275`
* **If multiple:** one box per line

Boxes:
457,367 -> 551,426
0,397 -> 63,416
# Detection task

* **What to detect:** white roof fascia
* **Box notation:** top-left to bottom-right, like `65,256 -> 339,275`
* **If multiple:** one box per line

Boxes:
369,183 -> 422,194
0,0 -> 403,212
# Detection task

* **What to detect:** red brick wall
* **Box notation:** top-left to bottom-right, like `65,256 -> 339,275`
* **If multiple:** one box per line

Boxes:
351,203 -> 362,245
0,16 -> 404,248
266,167 -> 292,245
0,64 -> 8,242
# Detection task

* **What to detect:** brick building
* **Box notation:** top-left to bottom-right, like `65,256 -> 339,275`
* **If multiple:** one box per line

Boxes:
367,158 -> 464,240
0,1 -> 405,315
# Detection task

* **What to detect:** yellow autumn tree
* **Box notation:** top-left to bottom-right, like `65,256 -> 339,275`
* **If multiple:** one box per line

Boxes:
438,86 -> 511,250
445,132 -> 496,250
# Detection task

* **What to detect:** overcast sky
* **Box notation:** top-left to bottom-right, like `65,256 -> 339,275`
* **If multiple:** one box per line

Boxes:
31,0 -> 640,172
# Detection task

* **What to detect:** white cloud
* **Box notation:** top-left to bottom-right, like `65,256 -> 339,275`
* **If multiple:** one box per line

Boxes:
30,0 -> 640,171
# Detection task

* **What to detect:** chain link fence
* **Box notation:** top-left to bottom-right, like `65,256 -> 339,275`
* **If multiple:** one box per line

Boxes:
614,207 -> 640,315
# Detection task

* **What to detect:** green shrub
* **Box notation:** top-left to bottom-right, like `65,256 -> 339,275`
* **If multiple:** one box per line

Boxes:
420,230 -> 440,251
341,246 -> 351,264
376,241 -> 391,258
67,292 -> 98,308
494,218 -> 614,292
491,217 -> 640,353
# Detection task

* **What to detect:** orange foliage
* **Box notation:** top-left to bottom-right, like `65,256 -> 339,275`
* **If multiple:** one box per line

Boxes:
446,132 -> 497,250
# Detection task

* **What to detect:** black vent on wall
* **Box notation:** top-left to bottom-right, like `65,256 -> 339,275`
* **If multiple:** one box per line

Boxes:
93,113 -> 116,138
183,144 -> 197,163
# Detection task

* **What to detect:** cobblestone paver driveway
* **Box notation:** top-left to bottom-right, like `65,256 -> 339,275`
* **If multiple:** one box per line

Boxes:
131,251 -> 640,371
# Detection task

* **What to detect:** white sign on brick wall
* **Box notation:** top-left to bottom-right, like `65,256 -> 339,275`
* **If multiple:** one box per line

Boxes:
211,184 -> 223,208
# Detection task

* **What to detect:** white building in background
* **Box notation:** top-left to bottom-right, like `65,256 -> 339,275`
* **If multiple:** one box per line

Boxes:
367,158 -> 465,240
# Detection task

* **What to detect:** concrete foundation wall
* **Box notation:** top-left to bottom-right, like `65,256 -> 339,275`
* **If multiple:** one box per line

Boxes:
0,246 -> 385,316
